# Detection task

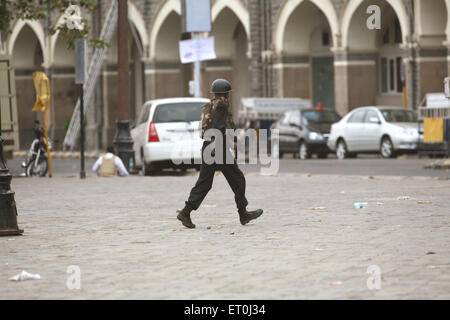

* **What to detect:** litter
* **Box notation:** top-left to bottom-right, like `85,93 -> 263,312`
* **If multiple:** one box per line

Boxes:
353,202 -> 368,209
339,191 -> 346,194
9,271 -> 41,281
376,202 -> 384,206
329,281 -> 343,286
417,200 -> 432,204
201,204 -> 217,208
397,196 -> 411,200
426,251 -> 436,255
308,207 -> 327,211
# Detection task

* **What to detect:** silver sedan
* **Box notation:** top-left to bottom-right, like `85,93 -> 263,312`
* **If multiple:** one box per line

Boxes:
327,106 -> 420,159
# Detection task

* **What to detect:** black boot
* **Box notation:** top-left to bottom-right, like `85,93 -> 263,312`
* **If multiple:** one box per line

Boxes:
177,206 -> 196,229
238,208 -> 263,226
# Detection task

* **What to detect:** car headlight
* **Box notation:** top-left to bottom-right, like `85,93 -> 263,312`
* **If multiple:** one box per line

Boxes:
401,128 -> 418,136
309,132 -> 323,141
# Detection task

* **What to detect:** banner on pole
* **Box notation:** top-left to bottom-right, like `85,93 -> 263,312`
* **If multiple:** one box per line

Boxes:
32,72 -> 50,112
179,36 -> 216,64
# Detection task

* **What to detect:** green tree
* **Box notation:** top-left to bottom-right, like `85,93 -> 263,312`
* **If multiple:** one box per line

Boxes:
0,0 -> 108,49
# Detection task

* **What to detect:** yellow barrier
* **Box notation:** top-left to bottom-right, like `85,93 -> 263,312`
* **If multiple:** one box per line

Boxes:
423,118 -> 444,143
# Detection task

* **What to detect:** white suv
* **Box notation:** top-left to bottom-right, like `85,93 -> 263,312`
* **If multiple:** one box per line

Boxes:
131,98 -> 209,175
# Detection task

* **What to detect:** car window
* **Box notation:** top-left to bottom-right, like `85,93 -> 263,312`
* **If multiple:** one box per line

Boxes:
137,104 -> 151,124
302,110 -> 341,125
381,109 -> 418,123
347,110 -> 367,123
152,102 -> 204,123
364,110 -> 380,123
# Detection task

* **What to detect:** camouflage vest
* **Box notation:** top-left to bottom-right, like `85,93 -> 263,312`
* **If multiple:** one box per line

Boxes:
199,97 -> 235,138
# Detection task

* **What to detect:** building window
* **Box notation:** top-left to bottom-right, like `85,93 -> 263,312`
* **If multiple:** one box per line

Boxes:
394,19 -> 402,44
380,56 -> 403,94
322,31 -> 330,46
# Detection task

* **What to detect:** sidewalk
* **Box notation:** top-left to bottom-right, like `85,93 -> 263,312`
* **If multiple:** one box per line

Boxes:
1,173 -> 449,299
13,150 -> 101,160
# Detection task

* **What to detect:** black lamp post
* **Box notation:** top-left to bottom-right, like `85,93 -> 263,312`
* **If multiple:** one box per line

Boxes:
114,0 -> 134,170
0,130 -> 23,236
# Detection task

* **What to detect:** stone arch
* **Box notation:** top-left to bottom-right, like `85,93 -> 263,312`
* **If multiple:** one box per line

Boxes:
274,0 -> 339,53
128,1 -> 149,54
211,0 -> 250,38
149,0 -> 181,60
341,0 -> 410,49
8,20 -> 48,67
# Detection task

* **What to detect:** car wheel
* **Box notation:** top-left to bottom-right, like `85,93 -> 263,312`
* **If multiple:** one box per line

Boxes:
141,159 -> 157,176
336,140 -> 348,160
299,141 -> 311,160
380,136 -> 396,158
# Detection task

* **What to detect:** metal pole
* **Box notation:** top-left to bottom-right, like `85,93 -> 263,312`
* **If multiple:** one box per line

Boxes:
80,84 -> 86,179
114,0 -> 134,171
193,32 -> 201,98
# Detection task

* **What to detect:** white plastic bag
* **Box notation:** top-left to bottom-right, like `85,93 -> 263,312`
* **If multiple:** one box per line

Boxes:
9,270 -> 41,281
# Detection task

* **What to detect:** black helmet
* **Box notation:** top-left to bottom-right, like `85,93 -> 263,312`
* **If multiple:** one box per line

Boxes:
210,79 -> 232,93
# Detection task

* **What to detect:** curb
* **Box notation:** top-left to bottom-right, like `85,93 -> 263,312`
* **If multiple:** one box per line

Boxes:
13,151 -> 101,160
424,159 -> 450,169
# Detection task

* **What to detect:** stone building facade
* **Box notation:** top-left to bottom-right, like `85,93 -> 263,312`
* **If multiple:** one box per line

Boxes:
1,0 -> 449,150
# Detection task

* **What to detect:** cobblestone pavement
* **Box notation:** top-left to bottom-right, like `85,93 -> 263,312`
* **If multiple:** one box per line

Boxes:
1,172 -> 449,299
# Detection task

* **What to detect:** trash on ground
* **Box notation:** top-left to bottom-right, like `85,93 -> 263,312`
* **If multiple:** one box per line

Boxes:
207,226 -> 212,230
353,202 -> 368,209
417,200 -> 432,204
376,202 -> 384,206
339,190 -> 346,194
308,207 -> 327,211
9,271 -> 41,282
265,237 -> 279,240
426,251 -> 436,255
314,248 -> 324,251
329,281 -> 343,286
397,196 -> 411,200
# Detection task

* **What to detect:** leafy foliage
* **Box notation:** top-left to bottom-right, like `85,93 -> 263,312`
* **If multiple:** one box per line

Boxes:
0,0 -> 108,49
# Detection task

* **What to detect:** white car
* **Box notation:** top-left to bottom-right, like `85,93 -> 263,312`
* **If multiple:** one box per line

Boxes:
131,98 -> 209,175
327,106 -> 420,159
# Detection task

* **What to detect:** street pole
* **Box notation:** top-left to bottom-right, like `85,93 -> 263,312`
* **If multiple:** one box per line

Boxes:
80,84 -> 86,179
114,0 -> 134,171
75,39 -> 87,179
0,96 -> 23,236
193,33 -> 201,98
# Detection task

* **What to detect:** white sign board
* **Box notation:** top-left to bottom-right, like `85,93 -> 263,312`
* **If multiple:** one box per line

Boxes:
182,0 -> 211,33
179,37 -> 216,64
75,39 -> 87,84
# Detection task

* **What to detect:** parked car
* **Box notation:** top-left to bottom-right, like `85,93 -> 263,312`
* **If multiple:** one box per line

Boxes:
327,106 -> 420,159
271,108 -> 342,159
131,98 -> 209,175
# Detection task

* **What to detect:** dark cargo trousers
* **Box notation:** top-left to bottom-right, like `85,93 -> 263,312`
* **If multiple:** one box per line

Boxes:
185,141 -> 248,211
